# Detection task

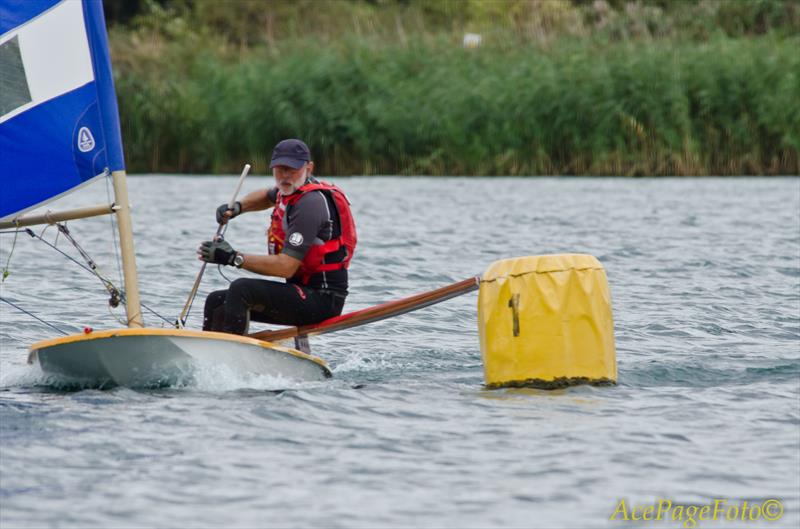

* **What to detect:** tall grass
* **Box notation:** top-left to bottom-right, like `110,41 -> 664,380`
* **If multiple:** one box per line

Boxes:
114,35 -> 799,175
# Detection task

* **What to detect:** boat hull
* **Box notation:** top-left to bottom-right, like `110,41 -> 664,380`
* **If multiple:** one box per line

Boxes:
28,328 -> 332,389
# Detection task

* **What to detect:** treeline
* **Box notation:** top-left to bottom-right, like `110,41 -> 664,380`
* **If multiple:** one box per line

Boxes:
108,0 -> 800,175
105,0 -> 800,44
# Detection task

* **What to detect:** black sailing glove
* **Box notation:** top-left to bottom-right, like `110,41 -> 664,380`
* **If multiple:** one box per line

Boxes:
198,239 -> 237,266
216,201 -> 242,224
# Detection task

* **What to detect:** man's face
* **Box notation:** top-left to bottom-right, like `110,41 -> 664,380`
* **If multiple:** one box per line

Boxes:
273,163 -> 310,195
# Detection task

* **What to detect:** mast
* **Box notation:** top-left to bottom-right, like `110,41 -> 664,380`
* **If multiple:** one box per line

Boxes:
88,0 -> 142,328
111,170 -> 143,328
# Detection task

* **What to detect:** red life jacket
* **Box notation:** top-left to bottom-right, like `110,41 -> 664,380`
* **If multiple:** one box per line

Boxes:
267,180 -> 357,285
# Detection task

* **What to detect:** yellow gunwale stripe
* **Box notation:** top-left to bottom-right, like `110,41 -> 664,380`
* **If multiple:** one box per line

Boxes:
29,328 -> 330,370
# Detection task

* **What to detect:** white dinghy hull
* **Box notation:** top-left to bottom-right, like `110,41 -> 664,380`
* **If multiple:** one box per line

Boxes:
28,328 -> 332,389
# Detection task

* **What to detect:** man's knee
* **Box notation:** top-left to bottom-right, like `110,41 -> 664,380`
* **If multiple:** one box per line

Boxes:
204,290 -> 227,310
228,278 -> 252,296
203,290 -> 227,331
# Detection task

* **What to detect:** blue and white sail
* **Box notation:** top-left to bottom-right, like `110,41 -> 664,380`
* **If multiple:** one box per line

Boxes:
0,0 -> 124,220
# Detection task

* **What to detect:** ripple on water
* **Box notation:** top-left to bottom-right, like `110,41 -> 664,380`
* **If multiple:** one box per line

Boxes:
1,177 -> 799,528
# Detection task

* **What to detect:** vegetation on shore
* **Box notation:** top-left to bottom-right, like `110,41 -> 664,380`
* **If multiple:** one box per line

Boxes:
107,0 -> 800,175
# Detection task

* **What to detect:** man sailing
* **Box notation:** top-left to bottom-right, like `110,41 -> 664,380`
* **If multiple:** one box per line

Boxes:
198,139 -> 357,335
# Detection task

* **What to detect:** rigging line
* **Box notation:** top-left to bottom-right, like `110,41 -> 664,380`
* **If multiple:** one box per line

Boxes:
181,263 -> 234,325
181,223 -> 232,324
126,307 -> 144,328
56,224 -> 120,300
0,297 -> 69,336
1,226 -> 20,282
136,301 -> 171,325
179,266 -> 218,325
181,292 -> 195,326
24,227 -> 107,282
217,264 -> 234,285
107,302 -> 127,327
21,228 -> 173,326
103,170 -> 124,288
46,222 -> 59,245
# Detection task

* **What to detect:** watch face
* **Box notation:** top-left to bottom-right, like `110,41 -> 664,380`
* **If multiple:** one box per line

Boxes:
234,254 -> 244,267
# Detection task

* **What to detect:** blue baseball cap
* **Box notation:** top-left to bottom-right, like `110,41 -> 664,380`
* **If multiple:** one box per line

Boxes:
270,139 -> 311,169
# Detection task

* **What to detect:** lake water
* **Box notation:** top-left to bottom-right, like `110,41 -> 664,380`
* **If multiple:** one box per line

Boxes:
1,176 -> 798,528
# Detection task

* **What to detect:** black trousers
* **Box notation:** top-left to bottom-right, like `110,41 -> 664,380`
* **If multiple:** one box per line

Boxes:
203,278 -> 346,335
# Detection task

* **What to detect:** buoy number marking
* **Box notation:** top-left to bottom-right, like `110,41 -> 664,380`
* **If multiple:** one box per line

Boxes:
508,293 -> 520,337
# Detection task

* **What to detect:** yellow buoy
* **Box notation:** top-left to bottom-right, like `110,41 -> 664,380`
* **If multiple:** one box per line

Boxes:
478,254 -> 617,389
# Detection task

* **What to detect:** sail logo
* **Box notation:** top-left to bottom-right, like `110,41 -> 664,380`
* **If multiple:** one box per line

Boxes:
77,127 -> 95,152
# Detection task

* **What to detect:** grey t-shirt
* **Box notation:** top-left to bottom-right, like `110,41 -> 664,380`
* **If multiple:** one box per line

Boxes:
267,185 -> 347,292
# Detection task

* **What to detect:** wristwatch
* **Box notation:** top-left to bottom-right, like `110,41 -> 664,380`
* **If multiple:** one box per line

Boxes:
233,253 -> 245,269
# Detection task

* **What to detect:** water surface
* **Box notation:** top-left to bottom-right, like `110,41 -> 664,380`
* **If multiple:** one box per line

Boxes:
1,177 -> 798,528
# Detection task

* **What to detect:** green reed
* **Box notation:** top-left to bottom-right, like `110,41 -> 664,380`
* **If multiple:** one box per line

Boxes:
114,35 -> 799,175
